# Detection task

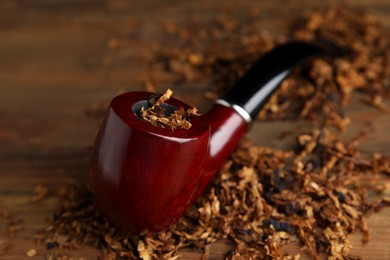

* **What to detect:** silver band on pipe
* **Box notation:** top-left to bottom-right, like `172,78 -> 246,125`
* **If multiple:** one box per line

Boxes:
215,99 -> 252,123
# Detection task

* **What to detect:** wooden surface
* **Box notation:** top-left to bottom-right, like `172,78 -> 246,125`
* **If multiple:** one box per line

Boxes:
0,0 -> 389,259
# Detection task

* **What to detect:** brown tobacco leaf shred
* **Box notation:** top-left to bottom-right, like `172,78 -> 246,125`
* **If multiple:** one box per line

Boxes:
31,184 -> 50,202
136,5 -> 389,129
36,130 -> 390,259
136,88 -> 201,130
26,248 -> 37,257
41,5 -> 390,260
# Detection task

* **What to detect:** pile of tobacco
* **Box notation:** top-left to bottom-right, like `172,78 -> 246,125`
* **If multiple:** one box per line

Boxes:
135,88 -> 201,130
36,5 -> 389,260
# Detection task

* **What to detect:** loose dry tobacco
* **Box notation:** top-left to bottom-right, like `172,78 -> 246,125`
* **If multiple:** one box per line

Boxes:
26,248 -> 37,257
136,88 -> 201,130
42,4 -> 389,260
136,5 -> 389,128
35,130 -> 390,259
31,184 -> 50,203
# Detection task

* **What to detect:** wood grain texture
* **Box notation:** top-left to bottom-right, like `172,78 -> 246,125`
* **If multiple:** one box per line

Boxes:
0,0 -> 389,259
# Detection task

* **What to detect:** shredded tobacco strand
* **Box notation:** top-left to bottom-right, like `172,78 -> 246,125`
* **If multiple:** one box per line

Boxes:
136,88 -> 201,130
36,5 -> 390,260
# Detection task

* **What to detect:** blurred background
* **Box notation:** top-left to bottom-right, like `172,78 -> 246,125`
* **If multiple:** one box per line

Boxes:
0,0 -> 389,258
0,0 -> 389,160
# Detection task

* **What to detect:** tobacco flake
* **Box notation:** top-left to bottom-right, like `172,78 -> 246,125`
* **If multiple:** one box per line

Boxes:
42,5 -> 390,260
26,248 -> 37,257
136,89 -> 201,130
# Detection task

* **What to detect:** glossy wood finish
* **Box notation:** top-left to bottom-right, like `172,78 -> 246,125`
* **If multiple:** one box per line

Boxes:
90,92 -> 210,232
0,0 -> 389,258
197,104 -> 248,197
90,92 -> 250,232
91,42 -> 326,232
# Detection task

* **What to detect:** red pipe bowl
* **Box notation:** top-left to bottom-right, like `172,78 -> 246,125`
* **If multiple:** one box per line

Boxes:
89,92 -> 210,233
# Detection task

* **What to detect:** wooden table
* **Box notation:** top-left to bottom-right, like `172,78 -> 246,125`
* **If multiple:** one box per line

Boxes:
0,0 -> 389,259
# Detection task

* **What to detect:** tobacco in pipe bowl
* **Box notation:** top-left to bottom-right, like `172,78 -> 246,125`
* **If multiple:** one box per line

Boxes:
89,41 -> 343,233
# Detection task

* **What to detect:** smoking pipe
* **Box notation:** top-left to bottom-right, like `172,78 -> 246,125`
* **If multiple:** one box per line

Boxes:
89,41 -> 341,233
